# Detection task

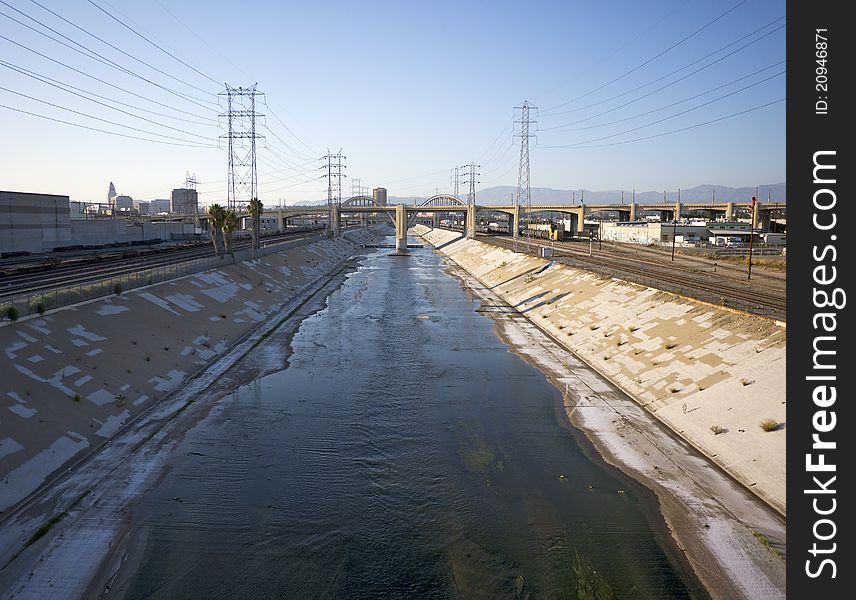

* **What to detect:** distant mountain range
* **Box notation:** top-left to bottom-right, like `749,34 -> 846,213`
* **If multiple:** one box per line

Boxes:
387,183 -> 785,206
287,183 -> 784,207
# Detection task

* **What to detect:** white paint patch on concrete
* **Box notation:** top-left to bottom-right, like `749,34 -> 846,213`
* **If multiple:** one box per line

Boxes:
71,339 -> 89,348
0,433 -> 90,512
137,291 -> 181,315
94,410 -> 130,438
67,325 -> 107,342
9,404 -> 37,419
200,282 -> 240,303
27,319 -> 52,335
87,389 -> 116,407
180,345 -> 193,357
5,341 -> 28,359
74,375 -> 93,387
7,391 -> 25,403
95,304 -> 130,316
26,354 -> 44,364
16,331 -> 38,343
13,364 -> 76,397
43,345 -> 63,354
85,348 -> 103,357
0,437 -> 24,460
132,394 -> 149,406
165,293 -> 204,313
149,369 -> 186,392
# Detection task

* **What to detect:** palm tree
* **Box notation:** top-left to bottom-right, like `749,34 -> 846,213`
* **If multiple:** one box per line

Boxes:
247,198 -> 263,259
222,210 -> 238,256
207,203 -> 226,257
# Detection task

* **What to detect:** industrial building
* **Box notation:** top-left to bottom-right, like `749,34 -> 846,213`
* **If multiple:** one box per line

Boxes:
373,187 -> 387,206
171,188 -> 198,216
1,190 -> 196,254
1,191 -> 71,254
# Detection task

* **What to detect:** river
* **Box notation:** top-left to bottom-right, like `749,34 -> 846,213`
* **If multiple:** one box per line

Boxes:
108,234 -> 707,599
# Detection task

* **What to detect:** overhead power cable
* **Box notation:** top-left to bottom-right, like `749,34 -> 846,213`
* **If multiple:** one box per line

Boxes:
540,71 -> 783,146
22,0 -> 217,97
85,0 -> 222,87
536,98 -> 783,149
0,58 -> 216,127
543,17 -> 785,119
0,34 -> 213,120
0,8 -> 218,111
547,61 -> 785,133
0,61 -> 216,139
542,0 -> 748,113
0,85 -> 217,146
0,102 -> 216,148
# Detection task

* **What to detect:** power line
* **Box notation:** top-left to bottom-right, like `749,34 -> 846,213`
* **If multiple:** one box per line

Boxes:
0,102 -> 216,148
547,61 -> 784,133
23,0 -> 217,96
85,0 -> 222,87
0,61 -> 216,140
536,98 -> 783,149
266,105 -> 320,159
542,0 -> 747,114
0,85 -> 217,146
0,6 -> 218,110
0,58 -> 216,127
0,34 -> 216,120
543,17 -> 785,119
540,71 -> 783,146
542,0 -> 693,97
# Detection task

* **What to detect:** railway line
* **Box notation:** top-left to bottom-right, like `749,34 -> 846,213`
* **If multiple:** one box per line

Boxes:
482,235 -> 786,320
0,228 -> 323,299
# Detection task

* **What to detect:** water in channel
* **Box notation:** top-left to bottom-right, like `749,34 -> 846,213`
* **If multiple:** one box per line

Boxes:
112,234 -> 706,599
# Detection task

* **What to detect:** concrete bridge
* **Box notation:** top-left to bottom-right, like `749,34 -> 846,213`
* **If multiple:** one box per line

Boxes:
187,196 -> 785,253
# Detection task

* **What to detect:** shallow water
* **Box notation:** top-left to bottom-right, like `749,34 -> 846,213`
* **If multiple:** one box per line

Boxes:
113,234 -> 706,599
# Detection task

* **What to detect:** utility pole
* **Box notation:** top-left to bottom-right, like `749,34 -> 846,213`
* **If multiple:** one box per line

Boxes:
515,100 -> 537,248
219,84 -> 265,212
748,196 -> 757,280
671,188 -> 679,261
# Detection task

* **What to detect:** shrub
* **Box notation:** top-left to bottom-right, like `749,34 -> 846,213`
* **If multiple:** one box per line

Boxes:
740,378 -> 754,386
663,341 -> 677,350
114,394 -> 127,407
760,418 -> 779,432
628,325 -> 640,332
73,393 -> 81,402
589,324 -> 600,331
710,425 -> 726,435
5,306 -> 19,321
31,299 -> 46,315
113,282 -> 123,295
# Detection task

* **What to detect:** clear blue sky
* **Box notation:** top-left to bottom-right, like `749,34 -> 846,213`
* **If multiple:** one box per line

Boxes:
0,0 -> 785,205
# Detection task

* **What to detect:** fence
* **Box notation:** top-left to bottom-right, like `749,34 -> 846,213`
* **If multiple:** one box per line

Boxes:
1,230 -> 334,323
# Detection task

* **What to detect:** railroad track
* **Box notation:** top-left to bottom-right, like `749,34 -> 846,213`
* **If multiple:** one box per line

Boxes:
0,229 -> 323,299
483,236 -> 786,316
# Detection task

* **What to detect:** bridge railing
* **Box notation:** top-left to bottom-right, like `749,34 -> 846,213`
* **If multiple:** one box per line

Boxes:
0,230 -> 330,323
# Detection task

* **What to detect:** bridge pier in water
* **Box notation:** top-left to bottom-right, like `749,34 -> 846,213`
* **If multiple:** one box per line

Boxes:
395,204 -> 408,253
465,204 -> 476,239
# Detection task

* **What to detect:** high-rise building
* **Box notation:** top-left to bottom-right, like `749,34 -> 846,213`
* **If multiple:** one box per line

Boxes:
171,188 -> 198,215
150,199 -> 171,214
137,200 -> 150,215
373,187 -> 387,206
107,182 -> 117,208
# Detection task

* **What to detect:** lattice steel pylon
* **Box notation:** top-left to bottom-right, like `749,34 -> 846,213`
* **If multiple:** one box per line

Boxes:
460,163 -> 479,206
320,149 -> 346,235
450,166 -> 460,199
514,100 -> 537,242
219,84 -> 265,212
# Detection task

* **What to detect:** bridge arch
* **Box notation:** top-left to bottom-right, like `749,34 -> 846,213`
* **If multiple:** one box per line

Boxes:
342,195 -> 384,208
420,194 -> 464,207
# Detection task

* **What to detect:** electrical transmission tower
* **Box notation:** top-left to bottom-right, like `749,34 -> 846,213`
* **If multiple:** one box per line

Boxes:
450,166 -> 460,199
219,85 -> 265,212
184,171 -> 198,225
514,100 -> 537,244
460,163 -> 480,206
320,149 -> 346,235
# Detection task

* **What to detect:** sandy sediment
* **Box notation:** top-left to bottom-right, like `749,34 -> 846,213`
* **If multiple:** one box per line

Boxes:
415,225 -> 786,600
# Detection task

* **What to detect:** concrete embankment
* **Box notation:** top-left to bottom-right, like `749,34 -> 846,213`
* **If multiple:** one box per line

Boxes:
414,225 -> 785,516
0,227 -> 381,515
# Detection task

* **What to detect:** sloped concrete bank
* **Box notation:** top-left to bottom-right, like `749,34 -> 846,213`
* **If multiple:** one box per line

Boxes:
414,225 -> 786,599
0,226 -> 383,518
